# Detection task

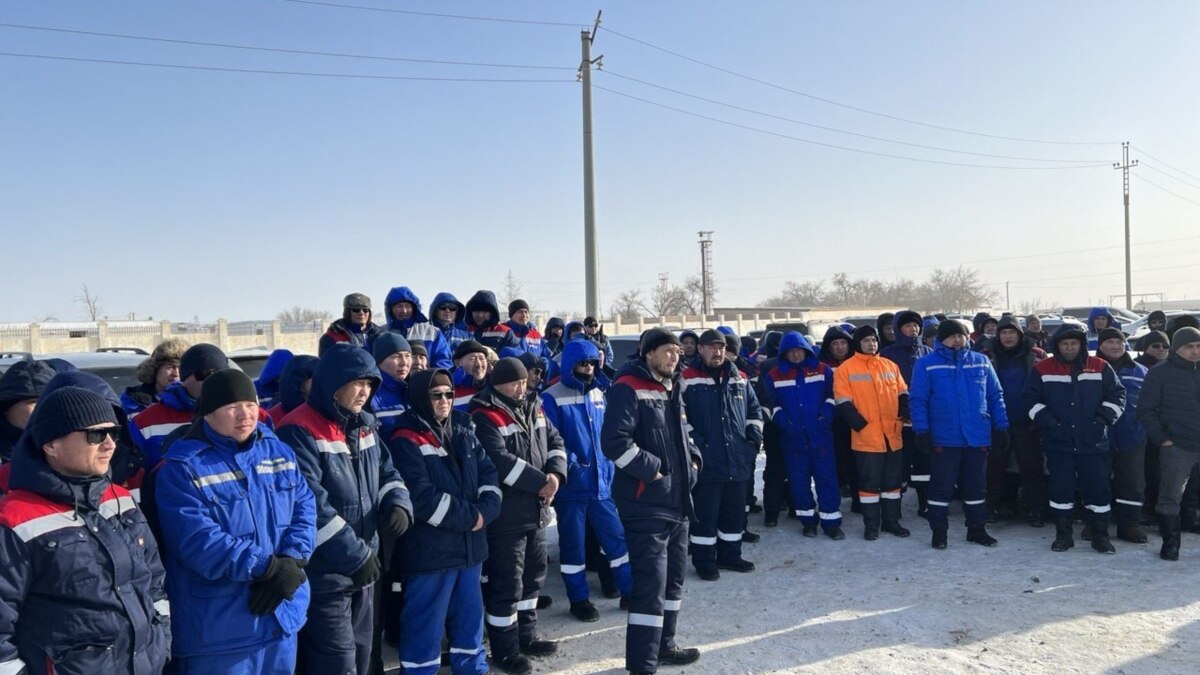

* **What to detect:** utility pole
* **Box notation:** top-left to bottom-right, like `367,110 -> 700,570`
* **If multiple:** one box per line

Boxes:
580,11 -> 603,318
1113,142 -> 1137,310
1006,281 -> 1011,310
698,231 -> 714,316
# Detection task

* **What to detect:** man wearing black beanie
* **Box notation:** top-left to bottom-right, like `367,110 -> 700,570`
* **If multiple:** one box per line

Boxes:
503,300 -> 550,362
470,358 -> 567,672
452,340 -> 492,412
133,342 -> 230,468
0,386 -> 170,674
155,369 -> 318,672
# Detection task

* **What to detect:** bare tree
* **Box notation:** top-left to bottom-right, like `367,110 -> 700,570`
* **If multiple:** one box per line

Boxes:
277,306 -> 333,325
75,284 -> 103,321
610,289 -> 644,322
760,280 -> 827,307
916,266 -> 996,313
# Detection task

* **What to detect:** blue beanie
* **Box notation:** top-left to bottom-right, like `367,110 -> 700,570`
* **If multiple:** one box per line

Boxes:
372,332 -> 412,365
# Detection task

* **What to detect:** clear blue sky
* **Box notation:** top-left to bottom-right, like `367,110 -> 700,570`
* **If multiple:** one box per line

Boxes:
3,1 -> 1197,322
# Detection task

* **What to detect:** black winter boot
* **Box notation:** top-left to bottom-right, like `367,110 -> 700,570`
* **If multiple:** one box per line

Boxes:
1159,514 -> 1182,561
1115,504 -> 1148,543
1051,514 -> 1074,552
931,528 -> 948,550
881,499 -> 910,537
966,526 -> 998,547
915,484 -> 929,519
861,502 -> 882,541
1180,505 -> 1200,534
1090,515 -> 1116,554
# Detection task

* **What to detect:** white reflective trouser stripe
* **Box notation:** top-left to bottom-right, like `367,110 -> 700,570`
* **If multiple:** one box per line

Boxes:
429,493 -> 452,527
449,647 -> 482,655
963,500 -> 986,505
689,535 -> 717,546
859,495 -> 880,504
486,613 -> 517,627
910,474 -> 931,482
1050,501 -> 1074,510
609,553 -> 630,567
880,492 -> 902,500
927,501 -> 950,507
717,531 -> 742,541
819,511 -> 842,520
561,563 -> 587,574
663,599 -> 682,611
629,613 -> 664,628
401,658 -> 443,669
796,509 -> 815,517
0,659 -> 26,675
516,598 -> 539,611
154,599 -> 170,616
1085,504 -> 1112,513
1115,499 -> 1143,507
315,515 -> 347,547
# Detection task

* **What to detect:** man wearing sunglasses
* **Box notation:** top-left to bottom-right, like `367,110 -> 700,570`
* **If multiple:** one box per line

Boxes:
429,292 -> 472,355
0,386 -> 170,675
132,342 -> 229,469
319,293 -> 383,357
277,345 -> 412,675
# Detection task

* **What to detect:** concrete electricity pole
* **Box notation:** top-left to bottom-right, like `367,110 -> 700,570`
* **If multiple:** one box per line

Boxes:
698,231 -> 714,316
1113,142 -> 1137,310
580,11 -> 603,317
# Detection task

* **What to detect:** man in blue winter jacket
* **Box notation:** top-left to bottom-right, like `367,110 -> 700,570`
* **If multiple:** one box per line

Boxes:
275,345 -> 413,675
376,286 -> 454,370
157,369 -> 317,673
0,386 -> 170,675
503,299 -> 551,359
1022,325 -> 1126,554
543,339 -> 633,623
987,316 -> 1048,527
370,332 -> 413,438
910,320 -> 1010,550
430,292 -> 473,354
602,328 -> 703,674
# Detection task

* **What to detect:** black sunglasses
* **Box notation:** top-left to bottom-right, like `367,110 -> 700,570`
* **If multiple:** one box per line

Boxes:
1149,343 -> 1169,349
349,306 -> 371,313
436,305 -> 457,312
429,391 -> 455,401
194,369 -> 217,382
81,427 -> 121,445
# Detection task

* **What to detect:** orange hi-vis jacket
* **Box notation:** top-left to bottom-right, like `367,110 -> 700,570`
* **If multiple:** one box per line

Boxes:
832,352 -> 908,452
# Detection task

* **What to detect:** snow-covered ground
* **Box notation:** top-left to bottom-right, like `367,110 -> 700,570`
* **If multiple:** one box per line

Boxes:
522,485 -> 1200,674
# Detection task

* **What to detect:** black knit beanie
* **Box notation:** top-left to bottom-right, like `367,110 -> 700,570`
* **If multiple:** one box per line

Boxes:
454,340 -> 488,361
491,357 -> 528,386
937,320 -> 970,342
508,299 -> 530,318
195,369 -> 259,418
180,343 -> 229,381
1097,327 -> 1126,345
31,386 -> 118,447
640,327 -> 681,356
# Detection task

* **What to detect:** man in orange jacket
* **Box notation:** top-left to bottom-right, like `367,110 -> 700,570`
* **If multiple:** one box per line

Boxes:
832,326 -> 911,541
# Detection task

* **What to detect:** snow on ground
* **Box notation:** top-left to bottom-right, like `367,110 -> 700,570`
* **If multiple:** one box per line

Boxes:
518,471 -> 1200,674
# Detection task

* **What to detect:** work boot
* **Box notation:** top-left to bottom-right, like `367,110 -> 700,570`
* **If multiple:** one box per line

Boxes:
658,646 -> 701,666
915,484 -> 929,519
569,600 -> 599,623
742,528 -> 761,543
861,502 -> 882,541
695,565 -> 720,581
716,558 -> 755,573
1051,514 -> 1074,552
825,527 -> 845,540
1090,515 -> 1116,554
966,526 -> 998,547
1159,514 -> 1182,561
931,528 -> 948,550
1116,522 -> 1148,543
1025,507 -> 1045,528
520,637 -> 557,658
881,499 -> 910,537
802,525 -> 818,538
495,654 -> 532,674
764,513 -> 779,527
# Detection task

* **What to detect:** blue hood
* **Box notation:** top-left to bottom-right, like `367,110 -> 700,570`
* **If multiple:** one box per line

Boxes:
254,349 -> 294,399
308,344 -> 382,421
385,286 -> 429,329
159,380 -> 196,414
778,331 -> 818,371
561,339 -> 602,390
464,290 -> 501,327
1086,307 -> 1121,333
279,355 -> 319,414
564,321 -> 585,341
430,292 -> 464,328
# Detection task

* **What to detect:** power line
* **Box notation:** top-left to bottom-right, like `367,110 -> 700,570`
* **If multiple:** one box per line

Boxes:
1131,145 -> 1200,183
1133,174 -> 1200,209
1007,262 -> 1199,286
594,84 -> 1113,170
0,22 -> 574,70
601,26 -> 1118,147
0,51 -> 576,83
600,70 -> 1107,164
1139,161 -> 1200,192
281,0 -> 585,27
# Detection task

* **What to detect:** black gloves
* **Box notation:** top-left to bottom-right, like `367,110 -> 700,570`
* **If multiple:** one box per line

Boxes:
897,395 -> 911,423
248,556 -> 308,615
350,552 -> 382,588
837,401 -> 869,432
1033,407 -> 1057,429
992,429 -> 1011,453
915,433 -> 932,455
1095,414 -> 1113,427
382,505 -> 412,538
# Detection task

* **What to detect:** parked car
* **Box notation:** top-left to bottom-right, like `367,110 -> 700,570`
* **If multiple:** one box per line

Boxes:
1057,306 -> 1143,329
607,334 -> 642,367
227,347 -> 274,380
1126,310 -> 1200,342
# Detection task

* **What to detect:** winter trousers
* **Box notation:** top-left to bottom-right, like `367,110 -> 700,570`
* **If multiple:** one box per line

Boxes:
298,586 -> 373,675
1047,452 -> 1111,522
834,418 -> 857,502
1156,445 -> 1200,517
761,422 -> 790,516
170,635 -> 297,674
986,426 -> 1046,513
689,480 -> 748,568
554,498 -> 633,603
623,517 -> 688,674
398,565 -> 487,675
928,446 -> 988,530
903,427 -> 930,502
483,528 -> 548,659
1111,440 -> 1146,526
782,437 -> 842,530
